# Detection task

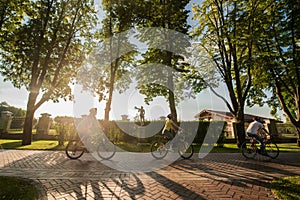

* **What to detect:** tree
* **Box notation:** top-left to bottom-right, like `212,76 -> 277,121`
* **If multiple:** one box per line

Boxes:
0,0 -> 98,145
77,0 -> 137,121
191,0 -> 269,146
135,0 -> 191,123
0,0 -> 29,47
99,0 -> 136,121
254,0 -> 300,145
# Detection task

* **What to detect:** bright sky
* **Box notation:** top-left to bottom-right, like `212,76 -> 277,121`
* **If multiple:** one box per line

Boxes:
0,0 -> 284,121
0,76 -> 281,121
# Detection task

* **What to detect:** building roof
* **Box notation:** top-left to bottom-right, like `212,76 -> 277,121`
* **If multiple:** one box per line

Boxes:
194,109 -> 282,123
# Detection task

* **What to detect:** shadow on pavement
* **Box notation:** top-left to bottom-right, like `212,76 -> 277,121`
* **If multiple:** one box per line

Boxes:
1,151 -> 300,199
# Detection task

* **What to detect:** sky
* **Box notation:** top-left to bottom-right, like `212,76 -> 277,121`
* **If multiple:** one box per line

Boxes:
0,75 -> 282,121
0,0 -> 284,121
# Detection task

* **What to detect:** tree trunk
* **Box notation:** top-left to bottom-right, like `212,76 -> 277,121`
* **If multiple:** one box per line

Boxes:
232,111 -> 246,148
234,121 -> 245,148
297,127 -> 300,147
104,62 -> 116,122
104,92 -> 112,122
169,90 -> 177,122
22,92 -> 38,145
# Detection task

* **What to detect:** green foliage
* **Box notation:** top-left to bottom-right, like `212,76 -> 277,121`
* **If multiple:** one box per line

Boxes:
0,0 -> 99,144
133,0 -> 192,120
0,0 -> 29,48
0,0 -> 98,94
54,116 -> 76,145
191,0 -> 271,145
0,101 -> 26,117
77,0 -> 137,121
253,0 -> 300,133
191,0 -> 268,115
190,121 -> 225,146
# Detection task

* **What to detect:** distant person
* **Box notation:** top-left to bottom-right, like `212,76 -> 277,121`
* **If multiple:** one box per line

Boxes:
135,106 -> 145,125
246,116 -> 269,154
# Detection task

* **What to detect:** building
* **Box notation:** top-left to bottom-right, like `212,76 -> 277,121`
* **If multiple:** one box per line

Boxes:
194,109 -> 282,138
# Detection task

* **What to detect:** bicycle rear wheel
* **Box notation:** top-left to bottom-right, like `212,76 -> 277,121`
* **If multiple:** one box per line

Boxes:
97,139 -> 116,160
65,140 -> 85,159
178,142 -> 194,159
265,140 -> 279,159
151,141 -> 168,159
241,141 -> 258,159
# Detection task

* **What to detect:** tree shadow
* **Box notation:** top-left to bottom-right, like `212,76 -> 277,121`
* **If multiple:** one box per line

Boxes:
1,150 -> 300,199
146,171 -> 205,200
167,153 -> 300,196
0,150 -> 147,199
0,141 -> 23,149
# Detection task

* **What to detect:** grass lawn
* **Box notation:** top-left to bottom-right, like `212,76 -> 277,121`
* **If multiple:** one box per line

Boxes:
1,139 -> 299,152
0,139 -> 299,200
271,176 -> 300,200
0,176 -> 42,200
0,139 -> 64,150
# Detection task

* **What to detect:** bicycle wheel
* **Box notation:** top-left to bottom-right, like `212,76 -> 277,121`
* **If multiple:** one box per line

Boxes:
265,140 -> 279,159
97,139 -> 116,160
151,141 -> 168,159
65,140 -> 85,159
178,142 -> 194,159
241,141 -> 258,159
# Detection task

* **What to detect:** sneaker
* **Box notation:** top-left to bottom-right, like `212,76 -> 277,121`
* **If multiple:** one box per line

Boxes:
258,149 -> 268,156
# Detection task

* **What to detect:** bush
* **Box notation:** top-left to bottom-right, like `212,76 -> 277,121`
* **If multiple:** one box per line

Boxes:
54,117 -> 76,145
51,117 -> 226,146
185,121 -> 226,146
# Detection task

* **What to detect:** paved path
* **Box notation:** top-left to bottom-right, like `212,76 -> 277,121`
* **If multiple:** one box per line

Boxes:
0,150 -> 300,200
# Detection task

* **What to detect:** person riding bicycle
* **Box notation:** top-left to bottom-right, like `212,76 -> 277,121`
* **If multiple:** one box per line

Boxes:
246,116 -> 269,155
77,108 -> 102,143
162,114 -> 181,150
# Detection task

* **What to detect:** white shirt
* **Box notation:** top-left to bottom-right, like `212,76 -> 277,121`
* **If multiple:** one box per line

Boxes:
246,120 -> 264,135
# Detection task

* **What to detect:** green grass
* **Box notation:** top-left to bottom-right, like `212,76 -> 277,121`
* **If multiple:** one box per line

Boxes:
7,129 -> 57,135
117,142 -> 151,152
0,139 -> 64,150
271,176 -> 300,200
1,139 -> 300,152
7,129 -> 37,134
0,176 -> 41,200
276,143 -> 300,152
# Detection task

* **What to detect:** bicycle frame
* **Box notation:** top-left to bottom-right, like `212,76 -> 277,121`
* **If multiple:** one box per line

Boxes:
241,133 -> 279,159
151,129 -> 194,160
66,133 -> 116,160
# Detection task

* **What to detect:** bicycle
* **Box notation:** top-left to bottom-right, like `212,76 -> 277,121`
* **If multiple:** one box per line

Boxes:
151,129 -> 194,160
65,134 -> 116,160
241,133 -> 279,159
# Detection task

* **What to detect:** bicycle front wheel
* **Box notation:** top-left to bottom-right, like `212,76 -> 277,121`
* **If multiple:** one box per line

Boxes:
151,141 -> 168,159
97,139 -> 116,160
265,140 -> 279,159
65,140 -> 85,159
241,141 -> 258,159
178,142 -> 194,159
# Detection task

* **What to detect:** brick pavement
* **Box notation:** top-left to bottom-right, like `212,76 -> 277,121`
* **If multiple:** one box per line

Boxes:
0,150 -> 300,200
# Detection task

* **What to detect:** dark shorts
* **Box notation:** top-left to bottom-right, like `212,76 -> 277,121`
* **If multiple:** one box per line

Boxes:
163,130 -> 173,140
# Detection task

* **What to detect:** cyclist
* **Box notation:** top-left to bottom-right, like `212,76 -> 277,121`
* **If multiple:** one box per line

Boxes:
162,114 -> 181,149
77,108 -> 102,143
246,116 -> 269,155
